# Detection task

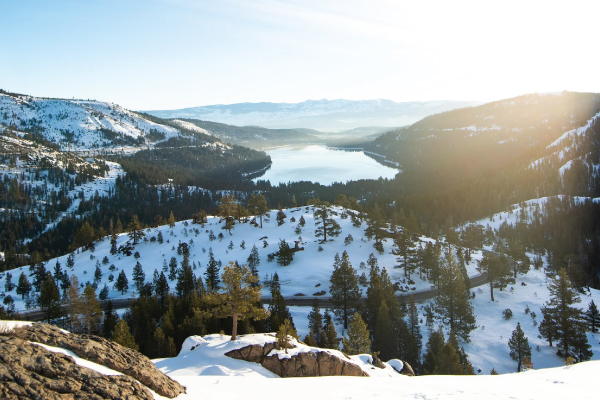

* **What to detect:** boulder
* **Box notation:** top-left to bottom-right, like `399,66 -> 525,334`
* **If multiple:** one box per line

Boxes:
0,335 -> 154,399
227,342 -> 369,377
7,323 -> 185,398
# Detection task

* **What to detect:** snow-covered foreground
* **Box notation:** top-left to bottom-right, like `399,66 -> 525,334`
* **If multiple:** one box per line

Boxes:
170,363 -> 598,400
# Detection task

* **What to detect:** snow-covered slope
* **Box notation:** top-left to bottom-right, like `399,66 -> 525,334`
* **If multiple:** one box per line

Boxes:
0,92 -> 180,150
145,99 -> 482,132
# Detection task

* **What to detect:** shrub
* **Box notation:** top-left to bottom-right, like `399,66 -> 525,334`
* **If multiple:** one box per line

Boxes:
502,308 -> 513,320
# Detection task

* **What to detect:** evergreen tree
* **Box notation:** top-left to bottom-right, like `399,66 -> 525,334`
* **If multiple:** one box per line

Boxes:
157,231 -> 164,244
276,206 -> 287,226
477,253 -> 512,301
329,251 -> 362,329
276,319 -> 297,353
16,272 -> 31,299
216,194 -> 238,234
94,262 -> 102,286
373,300 -> 396,360
322,318 -> 339,350
110,233 -> 118,255
406,295 -> 423,365
246,245 -> 260,286
364,204 -> 386,252
211,262 -> 268,340
81,284 -> 101,334
393,229 -> 417,278
3,272 -> 13,292
267,276 -> 294,333
132,261 -> 145,292
53,260 -> 63,287
204,248 -> 220,292
71,221 -> 95,251
341,312 -> 371,355
127,215 -> 145,245
584,300 -> 600,333
39,272 -> 61,323
155,271 -> 169,308
276,239 -> 293,266
314,203 -> 342,243
422,326 -> 445,374
176,253 -> 195,298
539,268 -> 591,361
307,298 -> 324,347
66,275 -> 83,332
102,300 -> 119,338
168,211 -> 176,228
508,322 -> 532,372
507,237 -> 530,278
434,251 -> 476,341
168,256 -> 178,281
248,194 -> 269,228
99,283 -> 109,300
115,270 -> 129,294
112,319 -> 139,351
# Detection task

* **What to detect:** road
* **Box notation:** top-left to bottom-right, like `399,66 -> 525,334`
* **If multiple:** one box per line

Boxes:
20,273 -> 489,322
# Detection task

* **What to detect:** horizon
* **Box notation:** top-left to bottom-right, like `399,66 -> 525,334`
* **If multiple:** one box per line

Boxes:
1,1 -> 599,110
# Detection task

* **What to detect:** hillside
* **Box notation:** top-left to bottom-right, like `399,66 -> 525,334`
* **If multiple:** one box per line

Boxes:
145,99 -> 482,132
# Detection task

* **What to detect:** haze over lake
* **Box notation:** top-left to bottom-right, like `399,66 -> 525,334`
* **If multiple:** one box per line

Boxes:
253,145 -> 399,186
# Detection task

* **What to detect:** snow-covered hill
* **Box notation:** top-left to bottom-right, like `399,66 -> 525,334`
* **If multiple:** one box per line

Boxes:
0,91 -> 180,150
2,205 -> 599,376
145,99 -> 482,132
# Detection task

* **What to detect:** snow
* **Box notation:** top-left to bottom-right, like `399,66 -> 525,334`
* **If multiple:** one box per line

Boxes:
33,342 -> 123,376
0,93 -> 180,150
166,362 -> 599,400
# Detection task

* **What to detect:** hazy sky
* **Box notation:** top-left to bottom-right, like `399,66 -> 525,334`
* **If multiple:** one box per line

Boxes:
2,0 -> 598,110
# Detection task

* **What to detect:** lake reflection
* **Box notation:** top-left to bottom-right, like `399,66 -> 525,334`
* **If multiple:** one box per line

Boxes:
253,145 -> 399,186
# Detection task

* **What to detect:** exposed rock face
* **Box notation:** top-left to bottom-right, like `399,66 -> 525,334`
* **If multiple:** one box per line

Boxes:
400,361 -> 415,377
7,323 -> 185,398
0,335 -> 154,399
226,343 -> 369,377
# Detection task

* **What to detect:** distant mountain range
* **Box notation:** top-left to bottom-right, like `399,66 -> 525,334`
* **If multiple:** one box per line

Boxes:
144,99 -> 483,132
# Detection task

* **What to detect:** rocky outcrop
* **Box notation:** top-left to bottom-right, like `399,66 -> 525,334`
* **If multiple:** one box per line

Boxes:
226,343 -> 369,377
400,361 -> 415,377
7,323 -> 185,398
0,335 -> 153,399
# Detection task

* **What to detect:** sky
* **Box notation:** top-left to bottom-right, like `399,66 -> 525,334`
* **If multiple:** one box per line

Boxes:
1,0 -> 599,110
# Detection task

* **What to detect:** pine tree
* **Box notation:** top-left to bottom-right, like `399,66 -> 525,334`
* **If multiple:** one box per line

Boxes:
176,253 -> 195,298
204,248 -> 220,292
364,204 -> 386,251
507,237 -> 530,278
71,221 -> 95,251
406,294 -> 423,365
39,272 -> 61,323
168,256 -> 178,281
373,300 -> 396,360
168,212 -> 176,228
314,203 -> 342,243
434,251 -> 476,341
102,300 -> 119,338
276,319 -> 297,353
53,261 -> 63,287
157,231 -> 164,244
276,205 -> 287,226
81,284 -> 101,334
2,272 -> 13,293
584,300 -> 600,333
94,262 -> 102,286
393,229 -> 417,278
422,326 -> 445,374
276,239 -> 293,266
329,251 -> 362,329
211,262 -> 268,340
477,253 -> 512,301
539,268 -> 591,361
509,322 -> 532,372
248,194 -> 270,228
247,245 -> 260,286
342,312 -> 371,355
155,271 -> 169,308
132,261 -> 145,291
112,319 -> 139,351
16,272 -> 32,299
127,215 -> 145,245
66,275 -> 83,332
267,281 -> 294,333
322,319 -> 339,350
115,270 -> 129,294
216,195 -> 238,234
308,298 -> 324,347
99,284 -> 109,300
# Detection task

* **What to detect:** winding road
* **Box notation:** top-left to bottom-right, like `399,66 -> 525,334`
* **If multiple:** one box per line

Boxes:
19,273 -> 489,321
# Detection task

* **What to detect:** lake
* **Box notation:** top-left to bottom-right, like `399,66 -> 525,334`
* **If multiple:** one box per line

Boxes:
252,145 -> 399,186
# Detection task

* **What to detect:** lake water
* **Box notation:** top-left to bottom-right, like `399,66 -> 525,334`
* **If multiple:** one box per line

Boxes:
253,145 -> 399,186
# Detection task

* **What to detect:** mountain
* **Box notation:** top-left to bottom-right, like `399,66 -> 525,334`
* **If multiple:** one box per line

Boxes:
144,99 -> 482,132
0,90 -> 183,150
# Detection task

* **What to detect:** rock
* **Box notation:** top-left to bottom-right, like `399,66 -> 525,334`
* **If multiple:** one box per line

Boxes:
7,323 -> 185,398
227,343 -> 369,377
401,361 -> 415,377
0,335 -> 154,399
371,355 -> 386,369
